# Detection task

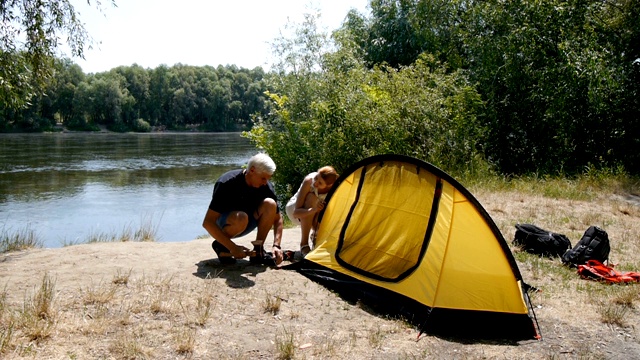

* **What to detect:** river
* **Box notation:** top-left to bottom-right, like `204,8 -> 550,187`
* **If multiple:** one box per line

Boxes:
0,132 -> 257,248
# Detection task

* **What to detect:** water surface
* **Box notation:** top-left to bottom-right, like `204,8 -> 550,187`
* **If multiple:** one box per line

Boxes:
0,132 -> 256,248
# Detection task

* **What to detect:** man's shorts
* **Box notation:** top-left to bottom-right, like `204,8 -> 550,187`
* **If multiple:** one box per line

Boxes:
216,211 -> 258,238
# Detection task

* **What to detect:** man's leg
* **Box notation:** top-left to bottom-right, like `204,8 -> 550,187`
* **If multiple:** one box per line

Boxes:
254,198 -> 278,241
210,211 -> 250,264
248,198 -> 278,264
217,211 -> 250,238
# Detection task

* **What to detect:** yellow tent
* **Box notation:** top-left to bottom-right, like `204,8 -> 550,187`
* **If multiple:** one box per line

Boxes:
289,155 -> 540,339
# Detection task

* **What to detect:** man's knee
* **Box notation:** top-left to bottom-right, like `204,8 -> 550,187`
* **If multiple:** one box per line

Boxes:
231,211 -> 249,224
257,198 -> 277,218
224,211 -> 249,237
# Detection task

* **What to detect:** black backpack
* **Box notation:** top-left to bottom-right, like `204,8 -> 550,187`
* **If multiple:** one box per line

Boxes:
561,226 -> 610,267
513,224 -> 572,257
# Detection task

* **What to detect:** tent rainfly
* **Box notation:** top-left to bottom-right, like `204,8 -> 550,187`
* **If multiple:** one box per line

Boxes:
286,154 -> 541,340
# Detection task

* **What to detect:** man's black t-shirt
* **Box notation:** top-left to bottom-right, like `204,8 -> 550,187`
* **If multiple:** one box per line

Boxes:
208,169 -> 279,216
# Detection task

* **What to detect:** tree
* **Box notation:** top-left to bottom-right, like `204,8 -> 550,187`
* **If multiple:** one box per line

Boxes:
110,64 -> 150,122
247,11 -> 486,198
340,0 -> 639,175
0,0 -> 114,116
342,0 -> 466,69
52,59 -> 86,123
86,75 -> 129,126
460,0 -> 637,174
148,65 -> 172,126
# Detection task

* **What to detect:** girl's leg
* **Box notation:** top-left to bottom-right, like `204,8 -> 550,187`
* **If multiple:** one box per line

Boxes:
299,192 -> 318,255
310,212 -> 320,249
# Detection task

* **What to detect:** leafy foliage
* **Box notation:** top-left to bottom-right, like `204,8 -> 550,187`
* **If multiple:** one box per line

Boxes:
0,0 -> 112,113
246,12 -> 487,199
459,0 -> 639,175
345,0 -> 466,69
340,0 -> 640,176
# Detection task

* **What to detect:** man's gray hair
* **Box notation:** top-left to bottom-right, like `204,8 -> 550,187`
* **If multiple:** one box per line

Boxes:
247,153 -> 276,175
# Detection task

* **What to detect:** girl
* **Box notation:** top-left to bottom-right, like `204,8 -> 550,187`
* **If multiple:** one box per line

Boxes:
286,166 -> 339,256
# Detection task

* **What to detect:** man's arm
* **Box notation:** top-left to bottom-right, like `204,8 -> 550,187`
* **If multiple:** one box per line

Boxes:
271,212 -> 284,264
202,209 -> 247,259
272,212 -> 284,246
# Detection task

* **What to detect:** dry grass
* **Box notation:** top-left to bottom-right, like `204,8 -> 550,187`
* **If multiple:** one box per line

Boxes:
275,327 -> 296,360
58,216 -> 161,247
0,181 -> 639,359
0,226 -> 42,253
263,291 -> 283,315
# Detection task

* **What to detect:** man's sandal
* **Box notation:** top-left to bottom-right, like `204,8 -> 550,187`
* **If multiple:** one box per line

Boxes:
212,240 -> 274,266
300,244 -> 311,256
249,240 -> 277,266
249,240 -> 265,265
211,241 -> 236,265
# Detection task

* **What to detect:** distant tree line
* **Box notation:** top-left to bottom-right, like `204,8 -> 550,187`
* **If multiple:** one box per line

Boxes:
0,60 -> 270,132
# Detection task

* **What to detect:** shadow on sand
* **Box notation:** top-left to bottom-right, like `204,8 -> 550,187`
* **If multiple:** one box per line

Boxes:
193,258 -> 269,288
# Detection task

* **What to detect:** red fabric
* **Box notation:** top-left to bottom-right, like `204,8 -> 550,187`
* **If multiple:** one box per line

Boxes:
577,260 -> 640,284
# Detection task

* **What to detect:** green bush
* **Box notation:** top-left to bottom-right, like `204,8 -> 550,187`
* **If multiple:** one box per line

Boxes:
64,116 -> 100,131
107,121 -> 129,133
132,118 -> 151,133
246,54 -> 491,199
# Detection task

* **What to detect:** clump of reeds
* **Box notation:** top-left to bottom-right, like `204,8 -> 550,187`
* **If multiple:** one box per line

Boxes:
0,225 -> 42,253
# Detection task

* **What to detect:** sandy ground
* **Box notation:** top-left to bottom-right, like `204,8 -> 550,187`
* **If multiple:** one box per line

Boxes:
1,229 -> 315,303
2,191 -> 640,359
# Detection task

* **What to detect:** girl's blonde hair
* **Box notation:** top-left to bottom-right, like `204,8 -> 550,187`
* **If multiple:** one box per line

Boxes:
318,166 -> 339,186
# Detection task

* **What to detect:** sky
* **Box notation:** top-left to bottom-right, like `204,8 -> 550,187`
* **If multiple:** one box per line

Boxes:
70,0 -> 369,74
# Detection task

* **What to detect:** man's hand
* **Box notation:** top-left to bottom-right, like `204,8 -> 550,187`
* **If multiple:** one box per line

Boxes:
272,246 -> 284,265
231,244 -> 249,259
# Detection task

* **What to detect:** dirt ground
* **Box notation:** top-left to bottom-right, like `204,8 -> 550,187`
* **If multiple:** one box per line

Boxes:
1,191 -> 640,359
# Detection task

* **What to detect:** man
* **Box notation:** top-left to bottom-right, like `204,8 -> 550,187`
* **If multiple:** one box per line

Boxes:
203,153 -> 284,265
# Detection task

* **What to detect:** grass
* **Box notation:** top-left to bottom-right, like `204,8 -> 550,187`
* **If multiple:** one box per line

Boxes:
593,286 -> 640,327
174,328 -> 196,355
1,215 -> 162,251
64,216 -> 161,247
0,287 -> 13,354
0,225 -> 42,253
263,291 -> 283,315
597,300 -> 630,327
112,268 -> 132,286
110,331 -> 149,360
18,274 -> 57,343
275,327 -> 296,360
466,169 -> 639,201
82,217 -> 161,244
